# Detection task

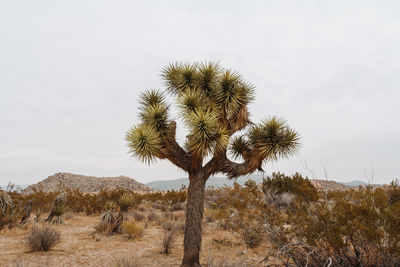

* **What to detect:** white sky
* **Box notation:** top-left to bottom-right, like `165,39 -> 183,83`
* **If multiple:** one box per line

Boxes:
1,0 -> 399,185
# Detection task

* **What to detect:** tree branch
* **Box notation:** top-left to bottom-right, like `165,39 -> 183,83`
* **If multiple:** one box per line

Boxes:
204,148 -> 263,179
158,121 -> 191,172
204,150 -> 227,177
221,150 -> 264,179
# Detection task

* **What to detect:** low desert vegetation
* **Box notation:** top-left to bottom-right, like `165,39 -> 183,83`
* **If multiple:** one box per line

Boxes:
113,256 -> 141,267
162,226 -> 178,254
25,225 -> 61,252
121,221 -> 143,239
1,173 -> 400,266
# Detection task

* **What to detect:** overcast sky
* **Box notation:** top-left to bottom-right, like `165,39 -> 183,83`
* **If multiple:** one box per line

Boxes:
1,1 -> 399,185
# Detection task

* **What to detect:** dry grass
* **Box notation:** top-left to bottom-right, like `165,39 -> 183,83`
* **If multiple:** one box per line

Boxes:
0,214 -> 267,267
113,256 -> 141,267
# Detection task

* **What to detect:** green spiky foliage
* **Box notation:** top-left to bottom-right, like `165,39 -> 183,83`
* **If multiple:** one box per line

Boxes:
46,193 -> 69,225
51,202 -> 70,217
126,62 -> 300,176
117,194 -> 135,212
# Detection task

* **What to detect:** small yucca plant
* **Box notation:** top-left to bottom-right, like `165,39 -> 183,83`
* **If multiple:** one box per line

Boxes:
118,194 -> 135,212
108,194 -> 136,233
46,193 -> 69,225
101,201 -> 117,225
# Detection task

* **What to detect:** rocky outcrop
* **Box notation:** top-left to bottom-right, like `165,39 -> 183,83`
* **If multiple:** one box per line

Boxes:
309,179 -> 349,191
22,173 -> 152,194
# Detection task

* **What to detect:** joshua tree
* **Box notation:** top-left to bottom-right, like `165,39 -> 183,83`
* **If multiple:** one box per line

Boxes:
126,62 -> 300,267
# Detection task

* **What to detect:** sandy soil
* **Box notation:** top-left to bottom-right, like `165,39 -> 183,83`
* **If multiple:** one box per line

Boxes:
0,214 -> 269,267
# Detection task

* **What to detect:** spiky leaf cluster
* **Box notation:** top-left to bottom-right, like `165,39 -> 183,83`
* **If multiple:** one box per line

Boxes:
126,124 -> 161,163
118,194 -> 135,212
230,117 -> 300,161
161,62 -> 254,157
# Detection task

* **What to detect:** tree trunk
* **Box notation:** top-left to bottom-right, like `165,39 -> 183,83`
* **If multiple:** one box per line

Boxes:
181,171 -> 207,267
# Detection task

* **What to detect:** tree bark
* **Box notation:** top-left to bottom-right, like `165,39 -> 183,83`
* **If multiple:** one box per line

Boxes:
181,171 -> 207,267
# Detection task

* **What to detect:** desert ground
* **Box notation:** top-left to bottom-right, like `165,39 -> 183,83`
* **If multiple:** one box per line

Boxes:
0,214 -> 268,267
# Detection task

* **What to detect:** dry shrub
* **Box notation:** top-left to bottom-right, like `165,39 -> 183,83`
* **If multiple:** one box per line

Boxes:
388,179 -> 400,205
25,225 -> 60,251
264,191 -> 294,208
113,256 -> 141,267
152,203 -> 167,211
131,210 -> 145,222
137,205 -> 146,212
262,172 -> 319,203
204,209 -> 217,223
161,220 -> 183,231
94,221 -> 115,234
160,220 -> 182,254
121,221 -> 143,239
147,211 -> 159,222
161,220 -> 175,231
162,211 -> 173,220
170,202 -> 185,211
212,231 -> 240,248
162,227 -> 178,255
262,189 -> 400,266
241,221 -> 263,248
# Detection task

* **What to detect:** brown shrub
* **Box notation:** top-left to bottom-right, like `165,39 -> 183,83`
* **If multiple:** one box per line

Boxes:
240,221 -> 263,248
262,172 -> 319,203
152,203 -> 167,211
25,225 -> 61,251
131,211 -> 145,222
263,189 -> 400,266
146,211 -> 159,222
161,227 -> 178,255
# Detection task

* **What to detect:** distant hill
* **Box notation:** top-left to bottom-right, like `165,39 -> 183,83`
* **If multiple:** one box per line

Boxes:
22,173 -> 152,194
146,174 -> 264,191
146,175 -> 359,191
339,180 -> 369,187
